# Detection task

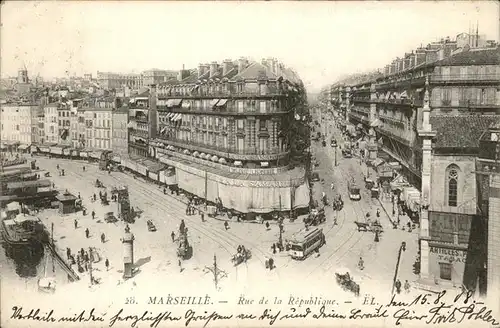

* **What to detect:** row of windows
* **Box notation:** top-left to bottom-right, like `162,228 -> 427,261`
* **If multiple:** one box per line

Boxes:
85,130 -> 111,139
157,81 -> 282,97
433,87 -> 499,106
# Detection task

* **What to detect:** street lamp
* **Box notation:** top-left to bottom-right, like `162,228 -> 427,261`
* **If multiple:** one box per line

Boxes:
333,144 -> 338,166
391,241 -> 406,294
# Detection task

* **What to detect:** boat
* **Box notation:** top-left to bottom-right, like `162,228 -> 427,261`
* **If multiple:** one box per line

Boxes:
1,212 -> 47,246
38,246 -> 56,293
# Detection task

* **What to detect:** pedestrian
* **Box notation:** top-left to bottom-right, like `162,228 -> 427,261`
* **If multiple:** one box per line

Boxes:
180,219 -> 185,233
404,280 -> 410,293
331,182 -> 334,190
224,221 -> 229,230
101,233 -> 105,243
105,258 -> 110,271
80,248 -> 85,258
171,231 -> 175,242
178,259 -> 182,273
395,279 -> 402,294
85,228 -> 90,238
78,192 -> 81,200
333,216 -> 338,225
376,208 -> 380,218
83,165 -> 86,172
92,210 -> 95,220
74,219 -> 78,229
201,212 -> 205,222
66,247 -> 71,260
185,205 -> 189,215
358,257 -> 364,270
52,182 -> 55,188
84,252 -> 89,263
269,257 -> 274,271
272,243 -> 276,254
84,262 -> 88,272
265,221 -> 270,230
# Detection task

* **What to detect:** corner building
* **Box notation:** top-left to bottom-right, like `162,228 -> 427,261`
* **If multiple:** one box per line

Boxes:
149,58 -> 310,215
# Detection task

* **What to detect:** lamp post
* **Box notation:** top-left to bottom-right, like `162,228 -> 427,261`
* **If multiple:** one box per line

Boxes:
333,144 -> 338,166
392,241 -> 406,294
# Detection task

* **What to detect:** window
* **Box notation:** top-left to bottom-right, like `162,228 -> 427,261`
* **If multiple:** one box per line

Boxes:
447,166 -> 458,207
237,119 -> 244,129
16,125 -> 19,131
237,137 -> 244,151
238,101 -> 244,113
223,118 -> 228,129
259,119 -> 268,131
439,262 -> 452,280
259,137 -> 268,152
259,101 -> 267,113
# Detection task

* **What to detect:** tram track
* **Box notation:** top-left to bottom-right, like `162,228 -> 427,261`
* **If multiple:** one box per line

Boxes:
47,159 -> 280,281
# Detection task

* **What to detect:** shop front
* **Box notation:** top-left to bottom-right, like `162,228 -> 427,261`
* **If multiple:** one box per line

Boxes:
428,244 -> 468,286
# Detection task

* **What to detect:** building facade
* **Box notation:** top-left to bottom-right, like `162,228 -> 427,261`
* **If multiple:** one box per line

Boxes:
97,71 -> 143,90
334,33 -> 499,293
44,103 -> 60,144
83,99 -> 114,150
57,105 -> 72,146
476,123 -> 500,311
128,92 -> 151,158
144,58 -> 310,214
142,69 -> 178,86
0,104 -> 38,146
112,108 -> 129,157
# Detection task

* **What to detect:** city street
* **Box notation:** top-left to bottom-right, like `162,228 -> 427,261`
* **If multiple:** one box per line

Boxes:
23,119 -> 420,305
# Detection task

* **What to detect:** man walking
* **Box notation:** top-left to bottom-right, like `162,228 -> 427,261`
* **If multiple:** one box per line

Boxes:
105,258 -> 110,271
85,228 -> 90,238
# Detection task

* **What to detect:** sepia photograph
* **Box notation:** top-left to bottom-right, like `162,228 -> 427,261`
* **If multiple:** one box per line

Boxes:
0,1 -> 499,327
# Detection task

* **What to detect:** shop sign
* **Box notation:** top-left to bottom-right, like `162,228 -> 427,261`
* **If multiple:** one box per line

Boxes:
430,246 -> 467,263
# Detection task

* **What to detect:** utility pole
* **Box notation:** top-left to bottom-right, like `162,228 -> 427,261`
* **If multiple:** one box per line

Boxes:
205,254 -> 227,290
51,223 -> 55,273
334,144 -> 338,166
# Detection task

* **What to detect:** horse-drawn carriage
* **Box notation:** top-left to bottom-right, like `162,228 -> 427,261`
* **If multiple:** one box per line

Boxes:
335,269 -> 360,297
332,195 -> 344,211
354,220 -> 383,233
303,208 -> 326,226
104,211 -> 118,223
231,245 -> 251,266
95,179 -> 104,188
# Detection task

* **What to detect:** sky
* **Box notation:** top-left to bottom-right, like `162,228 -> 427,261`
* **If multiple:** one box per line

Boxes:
1,1 -> 499,93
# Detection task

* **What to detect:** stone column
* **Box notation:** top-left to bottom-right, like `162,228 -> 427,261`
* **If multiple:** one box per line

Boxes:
417,75 -> 436,280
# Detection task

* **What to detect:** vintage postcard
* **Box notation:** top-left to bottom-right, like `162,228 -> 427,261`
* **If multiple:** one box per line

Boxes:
1,1 -> 499,327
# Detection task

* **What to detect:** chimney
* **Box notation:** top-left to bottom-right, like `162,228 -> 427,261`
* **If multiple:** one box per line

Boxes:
209,62 -> 218,78
238,58 -> 247,74
222,59 -> 232,76
198,64 -> 205,78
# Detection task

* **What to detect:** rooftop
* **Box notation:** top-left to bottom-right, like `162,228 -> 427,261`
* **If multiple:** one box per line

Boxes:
435,47 -> 500,66
430,114 -> 500,149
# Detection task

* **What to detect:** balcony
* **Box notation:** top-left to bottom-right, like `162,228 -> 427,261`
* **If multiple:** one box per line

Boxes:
129,128 -> 148,139
157,89 -> 287,100
130,116 -> 149,124
129,141 -> 148,151
155,136 -> 289,161
376,76 -> 427,91
431,73 -> 500,85
375,120 -> 416,146
156,105 -> 288,116
372,98 -> 424,107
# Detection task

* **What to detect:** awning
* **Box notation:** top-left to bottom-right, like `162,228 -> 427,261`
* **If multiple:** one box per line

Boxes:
370,119 -> 382,128
372,158 -> 385,167
193,151 -> 200,157
211,155 -> 218,162
183,149 -> 191,155
205,154 -> 211,160
400,90 -> 408,99
210,99 -> 220,107
18,144 -> 30,150
174,113 -> 183,121
215,99 -> 228,107
260,162 -> 269,167
234,161 -> 243,166
127,121 -> 134,128
385,91 -> 391,100
416,88 -> 424,92
171,99 -> 182,107
7,179 -> 51,190
181,101 -> 191,109
160,126 -> 167,134
200,153 -> 206,158
218,157 -> 226,164
166,100 -> 173,107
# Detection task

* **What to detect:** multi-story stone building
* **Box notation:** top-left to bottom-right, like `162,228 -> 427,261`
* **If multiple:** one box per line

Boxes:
57,105 -> 72,146
146,58 -> 310,214
44,103 -> 60,144
338,33 -> 499,293
0,103 -> 38,147
97,71 -> 143,90
83,99 -> 114,150
112,107 -> 129,157
476,122 -> 500,310
142,69 -> 178,86
128,91 -> 151,157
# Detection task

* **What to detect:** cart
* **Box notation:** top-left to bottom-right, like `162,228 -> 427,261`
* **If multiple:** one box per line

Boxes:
304,208 -> 326,226
104,212 -> 118,223
231,247 -> 251,266
335,268 -> 360,297
147,220 -> 157,232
